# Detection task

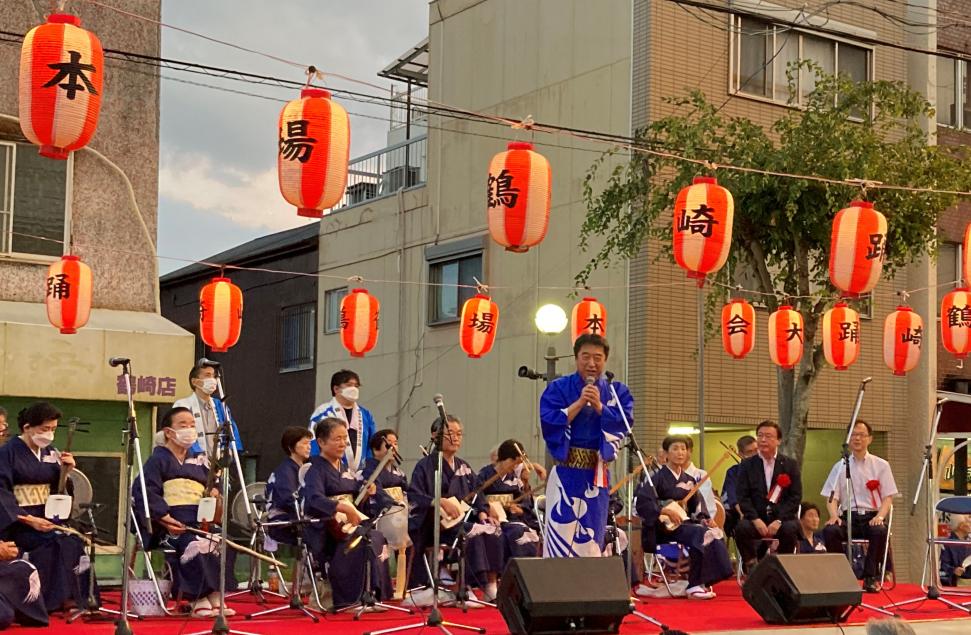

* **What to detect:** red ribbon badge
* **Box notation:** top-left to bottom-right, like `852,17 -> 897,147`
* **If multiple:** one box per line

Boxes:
866,479 -> 881,508
769,473 -> 791,504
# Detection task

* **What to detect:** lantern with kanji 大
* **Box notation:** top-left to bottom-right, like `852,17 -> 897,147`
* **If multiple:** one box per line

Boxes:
340,288 -> 379,357
828,201 -> 887,297
768,305 -> 804,370
963,222 -> 971,286
199,277 -> 243,353
45,255 -> 92,334
19,13 -> 104,159
672,176 -> 734,286
941,288 -> 971,359
721,298 -> 755,360
278,88 -> 350,218
571,297 -> 606,342
460,294 -> 499,358
487,142 -> 551,252
822,302 -> 860,371
883,306 -> 922,376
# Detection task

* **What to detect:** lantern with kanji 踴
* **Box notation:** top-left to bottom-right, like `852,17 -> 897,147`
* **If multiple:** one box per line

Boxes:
199,277 -> 243,353
828,201 -> 887,297
340,288 -> 379,357
768,305 -> 804,369
941,288 -> 971,359
822,302 -> 860,371
487,142 -> 551,252
460,294 -> 499,358
883,306 -> 922,376
672,176 -> 734,286
721,298 -> 755,360
571,297 -> 606,342
45,254 -> 92,334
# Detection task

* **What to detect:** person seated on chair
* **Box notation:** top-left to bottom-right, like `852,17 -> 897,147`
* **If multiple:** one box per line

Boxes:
265,426 -> 314,548
0,540 -> 47,629
734,420 -> 802,573
361,430 -> 408,494
681,436 -> 717,520
721,435 -> 757,539
820,420 -> 897,593
634,435 -> 733,600
940,513 -> 971,587
475,439 -> 542,561
796,502 -> 826,553
302,417 -> 393,610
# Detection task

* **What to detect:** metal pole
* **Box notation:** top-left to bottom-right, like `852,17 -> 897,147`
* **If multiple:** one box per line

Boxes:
697,284 -> 706,469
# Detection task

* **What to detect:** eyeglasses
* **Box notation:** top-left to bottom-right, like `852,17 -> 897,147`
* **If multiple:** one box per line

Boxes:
756,433 -> 778,440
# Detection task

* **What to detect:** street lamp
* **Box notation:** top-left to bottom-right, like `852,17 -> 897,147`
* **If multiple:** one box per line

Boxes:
518,304 -> 572,382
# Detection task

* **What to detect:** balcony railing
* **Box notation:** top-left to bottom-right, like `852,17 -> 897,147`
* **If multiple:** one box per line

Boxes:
390,85 -> 428,130
337,134 -> 427,210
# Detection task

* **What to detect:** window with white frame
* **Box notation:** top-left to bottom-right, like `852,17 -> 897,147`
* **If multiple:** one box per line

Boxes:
937,56 -> 971,129
323,287 -> 348,334
0,141 -> 71,259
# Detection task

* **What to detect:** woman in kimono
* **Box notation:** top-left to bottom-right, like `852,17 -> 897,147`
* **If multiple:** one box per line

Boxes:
475,439 -> 541,561
0,541 -> 47,628
265,426 -> 314,548
0,402 -> 93,612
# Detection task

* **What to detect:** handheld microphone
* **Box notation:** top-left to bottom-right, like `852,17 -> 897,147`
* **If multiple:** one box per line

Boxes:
108,357 -> 130,367
585,375 -> 596,407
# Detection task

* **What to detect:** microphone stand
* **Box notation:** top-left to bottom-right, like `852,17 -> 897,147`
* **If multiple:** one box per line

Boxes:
68,504 -> 124,623
213,368 -> 253,524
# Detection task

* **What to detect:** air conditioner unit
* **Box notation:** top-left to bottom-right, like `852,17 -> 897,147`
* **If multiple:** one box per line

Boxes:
381,166 -> 420,193
346,181 -> 378,205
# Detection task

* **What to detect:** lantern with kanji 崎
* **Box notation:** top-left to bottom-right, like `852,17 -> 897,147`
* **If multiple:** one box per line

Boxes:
884,306 -> 922,375
340,288 -> 379,357
487,142 -> 551,252
672,176 -> 734,286
199,277 -> 243,353
941,288 -> 971,359
822,302 -> 860,371
571,297 -> 606,342
721,298 -> 755,360
829,201 -> 887,297
460,294 -> 499,358
19,13 -> 104,159
768,305 -> 804,369
45,254 -> 92,334
278,88 -> 350,218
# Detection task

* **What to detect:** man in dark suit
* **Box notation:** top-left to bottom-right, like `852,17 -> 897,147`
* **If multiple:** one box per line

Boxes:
735,420 -> 802,571
721,434 -> 757,539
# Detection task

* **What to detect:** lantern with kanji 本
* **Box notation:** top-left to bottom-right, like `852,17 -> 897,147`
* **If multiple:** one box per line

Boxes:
828,201 -> 887,297
487,142 -> 551,253
941,288 -> 971,359
768,305 -> 804,369
884,306 -> 923,375
822,302 -> 860,371
340,288 -> 379,357
199,277 -> 243,353
672,176 -> 734,286
571,297 -> 606,342
459,294 -> 499,358
19,13 -> 104,159
45,254 -> 92,334
721,298 -> 755,360
278,88 -> 350,218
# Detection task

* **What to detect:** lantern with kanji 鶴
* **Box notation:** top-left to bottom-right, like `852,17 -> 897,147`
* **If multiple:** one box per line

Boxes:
199,277 -> 243,353
941,288 -> 971,359
340,288 -> 379,357
721,298 -> 755,360
278,88 -> 350,218
487,142 -> 551,253
19,13 -> 104,159
963,222 -> 971,286
45,254 -> 92,334
459,294 -> 499,358
672,176 -> 734,286
883,306 -> 923,376
768,305 -> 804,369
828,201 -> 887,297
822,302 -> 860,371
571,297 -> 606,342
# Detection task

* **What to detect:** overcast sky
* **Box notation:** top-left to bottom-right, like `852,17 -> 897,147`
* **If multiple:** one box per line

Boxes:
157,0 -> 429,274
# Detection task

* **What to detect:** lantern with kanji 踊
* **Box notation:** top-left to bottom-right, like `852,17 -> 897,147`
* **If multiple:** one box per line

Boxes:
278,88 -> 350,218
941,288 -> 971,359
883,306 -> 922,376
487,142 -> 551,253
460,294 -> 499,358
721,298 -> 755,360
822,302 -> 860,371
339,288 -> 379,357
672,176 -> 734,287
199,277 -> 243,353
19,13 -> 104,159
828,201 -> 887,297
45,255 -> 92,334
768,305 -> 804,370
571,297 -> 606,342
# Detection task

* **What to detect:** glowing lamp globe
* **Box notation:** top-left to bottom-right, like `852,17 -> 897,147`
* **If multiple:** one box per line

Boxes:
535,304 -> 567,335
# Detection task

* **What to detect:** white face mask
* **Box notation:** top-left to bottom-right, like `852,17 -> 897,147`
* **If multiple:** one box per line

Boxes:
171,428 -> 198,448
340,386 -> 360,402
32,430 -> 55,449
198,377 -> 218,395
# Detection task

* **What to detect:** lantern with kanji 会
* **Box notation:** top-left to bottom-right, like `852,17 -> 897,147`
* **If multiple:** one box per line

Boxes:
487,142 -> 551,253
721,298 -> 755,360
828,201 -> 887,297
340,288 -> 379,357
571,297 -> 606,342
883,306 -> 922,376
459,294 -> 499,358
199,277 -> 243,353
672,176 -> 734,287
45,254 -> 92,334
941,288 -> 971,359
768,305 -> 804,370
822,302 -> 860,371
278,88 -> 350,218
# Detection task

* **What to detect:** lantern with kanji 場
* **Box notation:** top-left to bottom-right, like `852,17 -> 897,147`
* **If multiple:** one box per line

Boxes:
672,176 -> 734,286
278,88 -> 350,218
768,305 -> 803,370
571,297 -> 606,342
460,294 -> 499,358
19,13 -> 104,159
487,142 -> 551,253
721,298 -> 755,360
822,302 -> 860,371
828,201 -> 887,297
884,306 -> 922,376
45,254 -> 92,334
340,288 -> 379,357
941,288 -> 971,359
199,277 -> 243,353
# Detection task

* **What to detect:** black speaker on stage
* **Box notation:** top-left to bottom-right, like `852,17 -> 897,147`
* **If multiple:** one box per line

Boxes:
742,554 -> 862,624
496,557 -> 630,635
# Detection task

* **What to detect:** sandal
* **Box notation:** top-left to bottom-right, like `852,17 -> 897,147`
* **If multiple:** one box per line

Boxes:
190,598 -> 215,618
686,585 -> 716,600
207,593 -> 237,616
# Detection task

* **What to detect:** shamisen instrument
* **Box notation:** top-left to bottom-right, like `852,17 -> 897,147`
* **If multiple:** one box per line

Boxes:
46,417 -> 86,522
660,451 -> 732,531
184,525 -> 286,568
440,460 -> 517,530
328,447 -> 400,537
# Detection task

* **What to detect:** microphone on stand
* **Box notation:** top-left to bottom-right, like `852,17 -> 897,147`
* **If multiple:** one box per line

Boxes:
108,357 -> 130,367
198,357 -> 221,367
605,371 -> 615,382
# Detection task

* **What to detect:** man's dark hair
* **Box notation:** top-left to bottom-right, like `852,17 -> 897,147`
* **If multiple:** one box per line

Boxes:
662,435 -> 691,452
370,428 -> 397,452
736,435 -> 756,452
800,502 -> 820,519
756,419 -> 783,439
314,417 -> 347,442
497,439 -> 524,462
160,406 -> 192,429
573,333 -> 609,358
281,425 -> 313,454
330,369 -> 361,396
855,419 -> 873,436
17,402 -> 62,430
189,360 -> 218,385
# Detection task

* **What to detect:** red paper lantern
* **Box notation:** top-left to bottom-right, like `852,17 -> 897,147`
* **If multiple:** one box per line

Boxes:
199,277 -> 243,353
768,305 -> 804,369
828,201 -> 887,297
45,255 -> 92,334
672,176 -> 734,287
963,222 -> 971,286
278,88 -> 350,218
459,294 -> 499,358
487,142 -> 551,252
883,306 -> 922,376
941,288 -> 971,359
340,288 -> 379,357
822,302 -> 860,371
571,297 -> 607,342
721,298 -> 755,360
19,13 -> 104,159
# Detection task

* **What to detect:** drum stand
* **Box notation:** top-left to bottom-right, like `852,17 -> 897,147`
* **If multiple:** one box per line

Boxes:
227,502 -> 288,605
441,515 -> 495,612
246,513 -> 322,622
335,509 -> 413,619
68,504 -> 127,623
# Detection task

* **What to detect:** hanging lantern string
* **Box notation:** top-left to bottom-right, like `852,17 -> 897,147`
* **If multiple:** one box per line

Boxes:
472,277 -> 489,296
